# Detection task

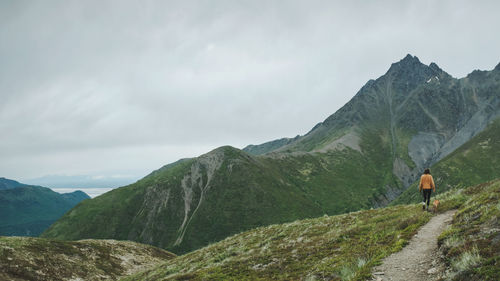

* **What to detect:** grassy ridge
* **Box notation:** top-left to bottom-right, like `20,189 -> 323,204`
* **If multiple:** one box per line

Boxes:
0,236 -> 175,281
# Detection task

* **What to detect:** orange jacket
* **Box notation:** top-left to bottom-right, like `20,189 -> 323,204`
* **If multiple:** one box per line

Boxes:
419,174 -> 435,192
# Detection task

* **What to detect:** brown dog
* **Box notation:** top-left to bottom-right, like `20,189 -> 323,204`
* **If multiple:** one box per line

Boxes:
433,200 -> 440,213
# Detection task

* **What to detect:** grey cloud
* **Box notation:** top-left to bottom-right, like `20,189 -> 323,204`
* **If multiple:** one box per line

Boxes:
1,0 -> 499,180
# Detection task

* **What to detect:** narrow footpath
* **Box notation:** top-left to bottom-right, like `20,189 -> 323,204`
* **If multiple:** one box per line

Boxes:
371,210 -> 456,281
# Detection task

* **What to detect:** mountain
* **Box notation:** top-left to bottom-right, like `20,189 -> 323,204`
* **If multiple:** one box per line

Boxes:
0,237 -> 175,281
0,177 -> 25,190
0,178 -> 90,236
125,179 -> 500,281
42,55 -> 500,254
255,55 -> 499,185
392,117 -> 500,204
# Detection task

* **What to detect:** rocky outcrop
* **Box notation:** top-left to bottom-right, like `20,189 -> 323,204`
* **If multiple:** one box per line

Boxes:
174,148 -> 224,246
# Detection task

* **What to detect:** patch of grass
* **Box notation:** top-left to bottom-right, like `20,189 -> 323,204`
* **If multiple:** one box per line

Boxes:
451,247 -> 482,273
439,179 -> 500,280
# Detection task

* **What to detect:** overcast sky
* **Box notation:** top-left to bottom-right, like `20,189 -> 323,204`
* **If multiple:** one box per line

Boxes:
1,0 -> 499,182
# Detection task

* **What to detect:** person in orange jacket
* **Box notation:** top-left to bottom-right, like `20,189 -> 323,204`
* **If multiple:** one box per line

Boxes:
419,168 -> 436,210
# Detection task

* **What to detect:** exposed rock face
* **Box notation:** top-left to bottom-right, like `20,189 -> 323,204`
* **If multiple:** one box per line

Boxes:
393,118 -> 500,205
408,132 -> 445,169
435,92 -> 500,161
125,147 -> 226,250
174,148 -> 224,246
392,158 -> 413,187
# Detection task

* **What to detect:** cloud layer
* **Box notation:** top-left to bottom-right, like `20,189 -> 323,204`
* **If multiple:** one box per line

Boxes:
1,0 -> 499,180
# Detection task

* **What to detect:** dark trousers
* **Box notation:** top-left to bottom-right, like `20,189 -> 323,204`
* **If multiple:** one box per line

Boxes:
423,189 -> 432,206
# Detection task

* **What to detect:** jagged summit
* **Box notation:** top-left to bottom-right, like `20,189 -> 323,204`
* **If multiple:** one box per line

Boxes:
386,54 -> 437,76
401,53 -> 420,63
495,61 -> 500,71
429,62 -> 442,72
387,54 -> 423,71
382,54 -> 450,92
386,54 -> 448,76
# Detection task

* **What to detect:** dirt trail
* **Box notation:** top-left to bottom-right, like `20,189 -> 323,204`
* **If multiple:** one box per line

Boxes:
372,210 -> 456,281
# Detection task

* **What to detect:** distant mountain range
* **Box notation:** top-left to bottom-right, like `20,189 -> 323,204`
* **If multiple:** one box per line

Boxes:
22,174 -> 140,189
42,55 -> 500,254
0,178 -> 90,236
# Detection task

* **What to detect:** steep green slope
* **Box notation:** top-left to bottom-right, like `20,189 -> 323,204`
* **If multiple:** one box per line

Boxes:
0,237 -> 175,281
43,55 -> 500,255
392,118 -> 500,205
0,180 -> 90,236
438,179 -> 500,280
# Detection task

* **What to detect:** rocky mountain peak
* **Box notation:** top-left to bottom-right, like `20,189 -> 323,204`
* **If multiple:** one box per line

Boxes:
429,62 -> 441,72
384,54 -> 444,87
495,62 -> 500,71
387,54 -> 423,72
402,53 -> 420,62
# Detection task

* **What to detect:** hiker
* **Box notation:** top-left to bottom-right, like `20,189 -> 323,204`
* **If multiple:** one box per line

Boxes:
419,168 -> 436,210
